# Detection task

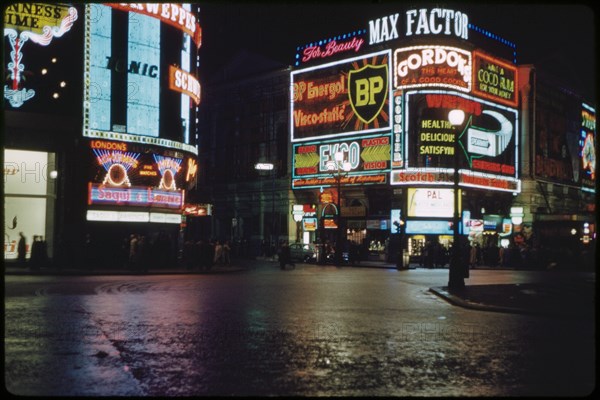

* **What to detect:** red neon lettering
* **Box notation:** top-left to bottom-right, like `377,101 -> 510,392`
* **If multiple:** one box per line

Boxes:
425,94 -> 482,115
90,140 -> 127,151
363,161 -> 387,170
362,137 -> 389,147
301,37 -> 364,63
296,167 -> 318,175
297,145 -> 317,154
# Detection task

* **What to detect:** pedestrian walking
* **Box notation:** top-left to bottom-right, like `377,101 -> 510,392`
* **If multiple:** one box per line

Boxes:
129,234 -> 139,270
17,232 -> 27,266
213,240 -> 223,266
222,240 -> 231,266
279,242 -> 294,270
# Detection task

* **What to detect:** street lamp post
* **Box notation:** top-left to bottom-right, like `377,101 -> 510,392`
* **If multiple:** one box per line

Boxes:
255,162 -> 276,258
448,109 -> 466,291
327,151 -> 351,266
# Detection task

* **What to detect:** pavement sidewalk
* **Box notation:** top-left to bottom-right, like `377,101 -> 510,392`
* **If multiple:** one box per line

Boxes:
4,259 -> 595,318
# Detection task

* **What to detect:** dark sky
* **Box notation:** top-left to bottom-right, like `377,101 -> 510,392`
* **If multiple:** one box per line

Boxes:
198,1 -> 596,102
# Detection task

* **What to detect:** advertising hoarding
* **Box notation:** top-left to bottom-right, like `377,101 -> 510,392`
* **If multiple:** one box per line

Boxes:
86,139 -> 196,210
534,78 -> 594,190
4,3 -> 79,110
393,45 -> 472,92
83,3 -> 199,152
292,133 -> 391,188
4,149 -> 54,259
472,50 -> 517,107
391,90 -> 520,193
290,50 -> 391,142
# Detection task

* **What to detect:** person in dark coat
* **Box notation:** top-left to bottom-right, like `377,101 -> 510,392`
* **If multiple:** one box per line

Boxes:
17,232 -> 27,266
279,242 -> 294,270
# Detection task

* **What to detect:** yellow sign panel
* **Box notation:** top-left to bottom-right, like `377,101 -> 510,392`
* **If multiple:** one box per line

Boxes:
4,3 -> 73,34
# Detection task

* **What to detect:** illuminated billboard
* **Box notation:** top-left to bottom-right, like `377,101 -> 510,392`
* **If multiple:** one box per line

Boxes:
292,133 -> 391,188
4,3 -> 79,109
534,78 -> 596,191
83,3 -> 199,152
4,149 -> 55,259
86,139 -> 197,210
393,45 -> 472,92
391,90 -> 520,193
581,104 -> 596,192
407,188 -> 457,217
290,50 -> 392,142
472,50 -> 517,107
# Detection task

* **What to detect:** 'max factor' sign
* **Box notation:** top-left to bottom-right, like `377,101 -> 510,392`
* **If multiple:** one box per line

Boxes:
369,8 -> 469,45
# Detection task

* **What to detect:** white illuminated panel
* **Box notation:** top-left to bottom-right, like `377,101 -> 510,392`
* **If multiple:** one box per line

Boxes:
86,210 -> 150,222
150,213 -> 182,224
393,46 -> 472,92
3,149 -> 53,195
87,4 -> 112,131
407,188 -> 455,217
127,13 -> 160,136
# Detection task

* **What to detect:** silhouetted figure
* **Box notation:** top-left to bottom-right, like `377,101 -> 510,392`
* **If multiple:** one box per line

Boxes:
17,232 -> 27,266
279,242 -> 294,270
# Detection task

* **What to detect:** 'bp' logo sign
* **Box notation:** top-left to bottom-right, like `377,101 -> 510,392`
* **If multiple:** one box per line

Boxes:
348,63 -> 389,124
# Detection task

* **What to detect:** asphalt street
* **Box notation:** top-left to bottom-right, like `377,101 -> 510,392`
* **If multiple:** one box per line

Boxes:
4,260 -> 595,396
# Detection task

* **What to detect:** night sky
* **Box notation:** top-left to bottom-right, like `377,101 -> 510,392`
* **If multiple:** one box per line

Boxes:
198,1 -> 596,103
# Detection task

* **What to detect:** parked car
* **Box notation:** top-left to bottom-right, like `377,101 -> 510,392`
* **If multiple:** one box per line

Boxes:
289,243 -> 317,263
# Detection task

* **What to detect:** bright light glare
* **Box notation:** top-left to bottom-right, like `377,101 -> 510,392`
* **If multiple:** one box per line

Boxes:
448,109 -> 465,126
255,163 -> 274,170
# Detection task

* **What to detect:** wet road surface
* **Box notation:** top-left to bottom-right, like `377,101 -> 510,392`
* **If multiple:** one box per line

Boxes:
4,263 -> 595,396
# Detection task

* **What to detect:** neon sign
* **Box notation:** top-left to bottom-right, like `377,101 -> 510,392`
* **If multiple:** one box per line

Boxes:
105,3 -> 201,49
472,51 -> 517,107
394,46 -> 472,92
405,9 -> 469,39
291,50 -> 391,142
391,90 -> 520,193
369,9 -> 469,45
4,3 -> 78,108
169,66 -> 201,105
153,155 -> 182,190
302,37 -> 365,63
292,133 -> 391,188
88,139 -> 196,200
407,188 -> 456,217
93,149 -> 141,187
88,184 -> 184,208
581,104 -> 596,187
294,29 -> 366,67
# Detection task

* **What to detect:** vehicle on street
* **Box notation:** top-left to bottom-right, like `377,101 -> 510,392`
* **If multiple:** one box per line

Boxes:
289,243 -> 317,263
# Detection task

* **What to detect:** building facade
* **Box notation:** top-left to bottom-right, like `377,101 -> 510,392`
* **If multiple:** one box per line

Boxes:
4,3 -> 202,268
197,6 -> 596,269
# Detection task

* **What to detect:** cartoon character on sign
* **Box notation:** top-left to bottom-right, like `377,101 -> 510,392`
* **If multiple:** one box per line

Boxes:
582,133 -> 596,180
153,155 -> 182,190
4,5 -> 78,107
93,149 -> 140,187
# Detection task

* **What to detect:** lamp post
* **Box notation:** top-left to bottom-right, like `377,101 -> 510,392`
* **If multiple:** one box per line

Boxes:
255,162 -> 275,258
448,109 -> 466,291
326,151 -> 351,266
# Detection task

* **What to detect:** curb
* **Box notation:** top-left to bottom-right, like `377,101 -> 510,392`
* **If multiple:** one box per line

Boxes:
428,286 -> 591,318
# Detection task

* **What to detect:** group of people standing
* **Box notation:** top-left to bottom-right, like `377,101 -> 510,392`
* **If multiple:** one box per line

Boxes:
182,239 -> 232,271
17,232 -> 48,270
122,230 -> 174,272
